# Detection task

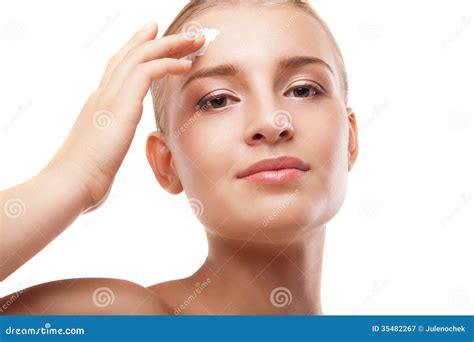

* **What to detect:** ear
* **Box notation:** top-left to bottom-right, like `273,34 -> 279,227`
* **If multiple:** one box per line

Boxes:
146,131 -> 183,195
346,107 -> 359,172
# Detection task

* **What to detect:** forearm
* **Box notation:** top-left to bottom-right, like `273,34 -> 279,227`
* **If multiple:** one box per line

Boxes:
0,164 -> 88,281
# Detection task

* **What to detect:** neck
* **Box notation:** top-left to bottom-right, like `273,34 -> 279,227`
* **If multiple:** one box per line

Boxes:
187,223 -> 326,315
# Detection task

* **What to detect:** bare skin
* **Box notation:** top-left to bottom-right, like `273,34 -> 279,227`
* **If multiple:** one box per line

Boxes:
0,22 -> 203,315
1,4 -> 358,315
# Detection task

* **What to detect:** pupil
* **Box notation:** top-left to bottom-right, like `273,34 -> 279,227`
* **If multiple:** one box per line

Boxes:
295,87 -> 309,97
212,97 -> 226,107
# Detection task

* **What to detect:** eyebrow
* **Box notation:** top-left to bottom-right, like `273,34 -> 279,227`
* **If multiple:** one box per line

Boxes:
180,55 -> 334,91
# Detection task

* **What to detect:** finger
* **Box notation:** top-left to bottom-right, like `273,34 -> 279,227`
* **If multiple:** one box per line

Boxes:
105,33 -> 205,96
123,32 -> 205,65
98,22 -> 158,89
113,58 -> 193,124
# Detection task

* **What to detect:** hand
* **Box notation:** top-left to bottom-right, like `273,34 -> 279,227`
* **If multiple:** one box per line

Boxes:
46,22 -> 204,212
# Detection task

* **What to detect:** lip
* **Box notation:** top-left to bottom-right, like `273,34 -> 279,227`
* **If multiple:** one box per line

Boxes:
236,156 -> 310,184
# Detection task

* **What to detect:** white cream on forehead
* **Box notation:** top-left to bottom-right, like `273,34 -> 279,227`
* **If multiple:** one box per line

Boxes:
185,27 -> 221,62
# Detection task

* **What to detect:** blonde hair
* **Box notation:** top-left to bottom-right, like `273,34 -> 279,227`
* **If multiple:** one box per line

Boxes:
151,0 -> 348,135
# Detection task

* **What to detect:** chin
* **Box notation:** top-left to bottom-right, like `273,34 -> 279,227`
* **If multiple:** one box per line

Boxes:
202,197 -> 330,243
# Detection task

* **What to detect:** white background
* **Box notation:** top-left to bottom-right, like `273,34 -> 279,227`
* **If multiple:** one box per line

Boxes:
1,0 -> 473,314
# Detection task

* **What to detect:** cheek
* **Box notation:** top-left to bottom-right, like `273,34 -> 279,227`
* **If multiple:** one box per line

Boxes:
172,122 -> 240,231
309,106 -> 347,168
171,117 -> 236,197
303,105 -> 349,222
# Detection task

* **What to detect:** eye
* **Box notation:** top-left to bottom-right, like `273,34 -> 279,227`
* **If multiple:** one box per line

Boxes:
285,82 -> 324,98
195,92 -> 237,112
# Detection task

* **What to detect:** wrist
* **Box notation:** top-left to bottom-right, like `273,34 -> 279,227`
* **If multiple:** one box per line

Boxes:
39,161 -> 92,215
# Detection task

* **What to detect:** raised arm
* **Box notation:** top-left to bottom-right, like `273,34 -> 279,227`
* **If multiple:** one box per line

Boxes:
0,22 -> 205,281
0,164 -> 89,281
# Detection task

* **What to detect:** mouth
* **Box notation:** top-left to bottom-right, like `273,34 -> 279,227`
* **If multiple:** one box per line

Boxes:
236,155 -> 310,185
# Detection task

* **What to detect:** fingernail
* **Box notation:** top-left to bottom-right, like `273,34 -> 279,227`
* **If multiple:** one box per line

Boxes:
181,59 -> 193,66
142,21 -> 154,31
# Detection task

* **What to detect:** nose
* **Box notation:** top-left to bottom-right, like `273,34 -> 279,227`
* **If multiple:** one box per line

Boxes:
244,109 -> 295,146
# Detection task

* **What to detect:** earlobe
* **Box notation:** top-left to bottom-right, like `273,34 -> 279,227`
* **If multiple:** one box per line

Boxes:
346,107 -> 359,172
146,131 -> 183,194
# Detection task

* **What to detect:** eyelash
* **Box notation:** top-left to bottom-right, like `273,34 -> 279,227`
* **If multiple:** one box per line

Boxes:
195,83 -> 324,112
195,92 -> 233,112
286,82 -> 325,98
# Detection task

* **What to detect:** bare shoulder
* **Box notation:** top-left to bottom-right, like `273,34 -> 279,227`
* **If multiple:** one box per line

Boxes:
0,277 -> 172,315
147,278 -> 199,315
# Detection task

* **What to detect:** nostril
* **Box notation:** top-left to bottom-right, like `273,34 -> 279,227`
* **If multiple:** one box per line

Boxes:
280,131 -> 288,138
254,133 -> 264,140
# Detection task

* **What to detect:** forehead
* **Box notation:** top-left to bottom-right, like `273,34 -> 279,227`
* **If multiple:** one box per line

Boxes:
185,5 -> 336,68
165,4 -> 340,102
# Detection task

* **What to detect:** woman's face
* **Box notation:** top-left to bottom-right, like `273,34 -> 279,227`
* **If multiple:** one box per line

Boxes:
148,4 -> 358,242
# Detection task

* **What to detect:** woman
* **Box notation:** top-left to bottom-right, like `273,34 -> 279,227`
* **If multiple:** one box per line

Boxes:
0,0 -> 358,315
